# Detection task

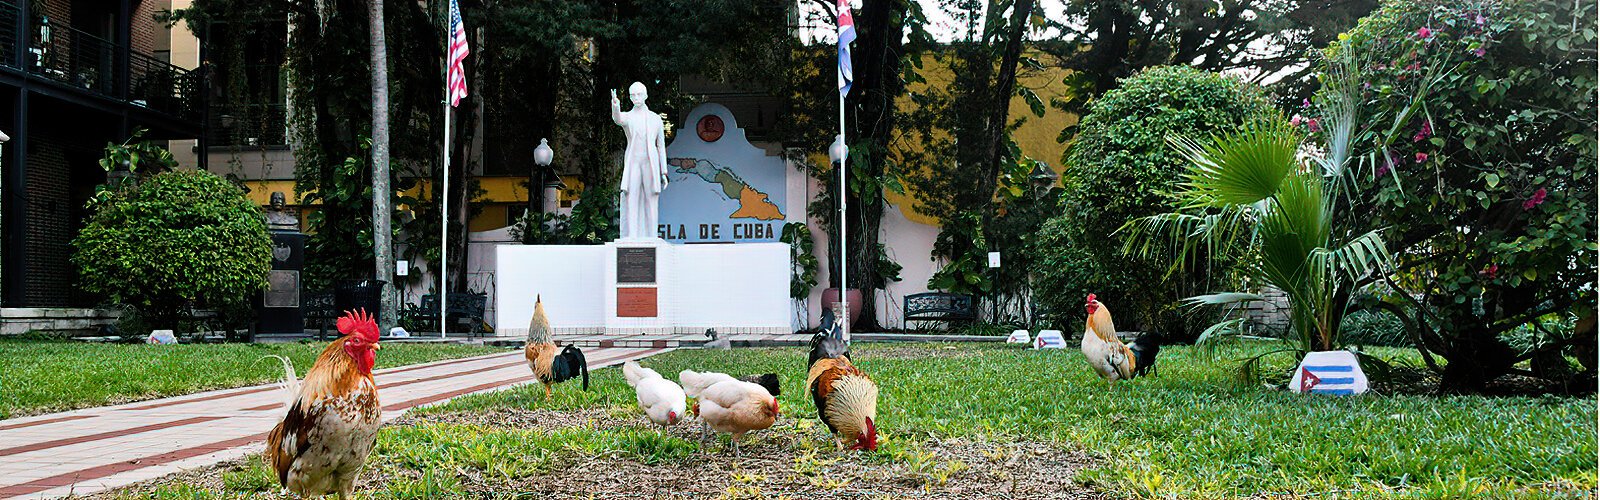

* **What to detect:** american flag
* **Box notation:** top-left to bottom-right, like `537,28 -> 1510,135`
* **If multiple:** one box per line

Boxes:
837,0 -> 855,97
447,0 -> 470,107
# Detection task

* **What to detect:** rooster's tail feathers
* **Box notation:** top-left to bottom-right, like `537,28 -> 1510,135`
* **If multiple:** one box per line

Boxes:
261,355 -> 298,410
570,346 -> 589,391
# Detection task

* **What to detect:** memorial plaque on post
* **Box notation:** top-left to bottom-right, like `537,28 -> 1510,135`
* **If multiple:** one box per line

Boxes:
617,247 -> 657,283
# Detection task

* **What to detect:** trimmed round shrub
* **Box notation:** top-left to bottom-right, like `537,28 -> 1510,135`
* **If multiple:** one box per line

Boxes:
1038,66 -> 1272,340
1323,0 -> 1596,390
72,170 -> 272,329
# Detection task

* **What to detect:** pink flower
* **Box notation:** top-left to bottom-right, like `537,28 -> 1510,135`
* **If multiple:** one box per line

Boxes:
1475,14 -> 1486,25
1290,114 -> 1304,126
1522,188 -> 1548,210
1301,99 -> 1312,108
1481,264 -> 1499,278
1472,47 -> 1486,57
1413,122 -> 1432,142
1416,27 -> 1433,39
1307,118 -> 1321,133
1415,152 -> 1429,163
1376,162 -> 1391,177
1362,82 -> 1373,90
1404,62 -> 1421,72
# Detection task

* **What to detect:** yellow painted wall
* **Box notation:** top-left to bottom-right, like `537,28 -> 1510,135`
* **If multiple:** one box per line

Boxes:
885,53 -> 1078,225
243,176 -> 585,233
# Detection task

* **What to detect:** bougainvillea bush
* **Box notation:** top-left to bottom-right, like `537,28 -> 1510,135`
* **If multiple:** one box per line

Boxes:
1323,0 -> 1597,391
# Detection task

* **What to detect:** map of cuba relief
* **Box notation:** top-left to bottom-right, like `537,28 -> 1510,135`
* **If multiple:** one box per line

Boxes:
659,103 -> 788,243
660,157 -> 785,242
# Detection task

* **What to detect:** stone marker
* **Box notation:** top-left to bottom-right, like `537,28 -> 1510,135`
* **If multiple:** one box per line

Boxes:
1290,350 -> 1369,395
1006,329 -> 1031,344
1033,329 -> 1067,349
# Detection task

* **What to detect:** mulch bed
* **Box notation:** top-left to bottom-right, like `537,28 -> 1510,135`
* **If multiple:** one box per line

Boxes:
93,407 -> 1104,499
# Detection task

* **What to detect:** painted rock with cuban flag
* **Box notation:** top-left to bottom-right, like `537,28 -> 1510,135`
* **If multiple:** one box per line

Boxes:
1291,351 -> 1370,395
1006,329 -> 1031,344
1033,330 -> 1067,349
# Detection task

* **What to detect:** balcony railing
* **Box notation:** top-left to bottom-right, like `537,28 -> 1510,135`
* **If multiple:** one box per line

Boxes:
0,1 -> 202,123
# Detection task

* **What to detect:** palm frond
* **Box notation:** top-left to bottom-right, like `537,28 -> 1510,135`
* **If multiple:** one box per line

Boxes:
1169,120 -> 1303,209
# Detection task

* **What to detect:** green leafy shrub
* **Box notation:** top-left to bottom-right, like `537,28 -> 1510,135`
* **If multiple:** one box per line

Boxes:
72,170 -> 272,330
1040,66 -> 1272,341
1326,0 -> 1597,391
1340,310 -> 1408,347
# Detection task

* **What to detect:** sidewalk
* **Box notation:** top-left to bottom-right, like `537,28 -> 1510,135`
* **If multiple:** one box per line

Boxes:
0,346 -> 668,499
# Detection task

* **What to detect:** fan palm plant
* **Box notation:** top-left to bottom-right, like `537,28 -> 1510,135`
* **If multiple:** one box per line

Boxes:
1121,53 -> 1442,357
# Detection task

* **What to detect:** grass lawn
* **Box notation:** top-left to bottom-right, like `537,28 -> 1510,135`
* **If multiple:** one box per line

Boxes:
104,343 -> 1594,499
0,338 -> 504,419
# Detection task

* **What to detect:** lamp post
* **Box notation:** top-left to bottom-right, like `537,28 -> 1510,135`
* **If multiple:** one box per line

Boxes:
1029,161 -> 1057,196
826,134 -> 850,342
530,138 -> 554,224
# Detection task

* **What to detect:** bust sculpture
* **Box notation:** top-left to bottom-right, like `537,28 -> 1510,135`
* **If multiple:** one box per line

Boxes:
610,82 -> 669,241
264,191 -> 299,232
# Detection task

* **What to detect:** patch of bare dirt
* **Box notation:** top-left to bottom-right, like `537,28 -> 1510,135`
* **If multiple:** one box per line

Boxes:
95,408 -> 1103,499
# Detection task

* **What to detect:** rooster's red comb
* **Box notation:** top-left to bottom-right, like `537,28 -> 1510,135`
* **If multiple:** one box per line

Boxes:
1086,293 -> 1097,304
336,308 -> 381,342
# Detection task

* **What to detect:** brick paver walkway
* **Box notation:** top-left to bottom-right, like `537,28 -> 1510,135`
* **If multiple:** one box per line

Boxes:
0,346 -> 668,499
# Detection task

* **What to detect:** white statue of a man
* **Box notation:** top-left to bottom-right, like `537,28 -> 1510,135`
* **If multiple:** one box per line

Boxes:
610,82 -> 669,240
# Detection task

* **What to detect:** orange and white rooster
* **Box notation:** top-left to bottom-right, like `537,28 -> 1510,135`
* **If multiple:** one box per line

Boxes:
1081,294 -> 1160,388
524,296 -> 589,399
805,320 -> 879,451
264,309 -> 383,499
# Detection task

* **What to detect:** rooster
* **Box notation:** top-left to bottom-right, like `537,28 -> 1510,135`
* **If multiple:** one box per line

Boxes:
623,361 -> 686,429
805,323 -> 879,451
1082,294 -> 1159,387
692,378 -> 779,454
524,296 -> 589,399
264,309 -> 383,499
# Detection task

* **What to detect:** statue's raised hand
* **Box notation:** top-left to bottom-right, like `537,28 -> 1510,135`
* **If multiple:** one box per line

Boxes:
610,89 -> 621,111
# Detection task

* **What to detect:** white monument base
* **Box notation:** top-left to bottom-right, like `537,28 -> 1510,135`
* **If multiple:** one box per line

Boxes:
495,242 -> 791,337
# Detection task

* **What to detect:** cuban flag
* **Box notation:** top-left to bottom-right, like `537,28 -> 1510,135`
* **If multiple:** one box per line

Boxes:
1291,351 -> 1370,395
837,0 -> 856,97
446,0 -> 471,107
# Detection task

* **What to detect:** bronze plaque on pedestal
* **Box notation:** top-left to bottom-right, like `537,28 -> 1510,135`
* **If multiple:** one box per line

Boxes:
617,287 -> 658,317
617,247 -> 657,283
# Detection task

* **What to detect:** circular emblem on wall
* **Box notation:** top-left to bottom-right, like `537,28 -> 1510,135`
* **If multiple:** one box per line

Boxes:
696,115 -> 725,143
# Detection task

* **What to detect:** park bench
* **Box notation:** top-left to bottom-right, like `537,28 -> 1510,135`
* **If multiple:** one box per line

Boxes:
303,290 -> 337,339
400,293 -> 488,337
903,292 -> 976,330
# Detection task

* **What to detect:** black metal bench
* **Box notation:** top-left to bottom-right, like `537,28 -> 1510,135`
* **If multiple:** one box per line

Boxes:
400,293 -> 488,336
903,292 -> 976,329
303,290 -> 336,339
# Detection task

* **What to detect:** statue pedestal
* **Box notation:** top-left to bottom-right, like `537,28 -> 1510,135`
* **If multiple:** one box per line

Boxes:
494,241 -> 790,336
256,230 -> 306,335
603,240 -> 669,335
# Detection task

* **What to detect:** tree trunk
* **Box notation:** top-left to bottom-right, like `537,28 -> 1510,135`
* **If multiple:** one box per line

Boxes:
369,0 -> 396,328
1438,329 -> 1517,393
977,0 -> 1035,201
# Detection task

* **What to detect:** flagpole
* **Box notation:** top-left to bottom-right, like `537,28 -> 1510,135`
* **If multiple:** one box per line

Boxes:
439,13 -> 451,339
837,3 -> 850,345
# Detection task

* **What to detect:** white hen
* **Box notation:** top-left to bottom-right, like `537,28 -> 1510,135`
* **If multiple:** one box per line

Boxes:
624,361 -> 686,428
678,369 -> 737,398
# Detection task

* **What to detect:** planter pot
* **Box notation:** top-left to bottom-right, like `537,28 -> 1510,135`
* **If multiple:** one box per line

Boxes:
821,288 -> 863,327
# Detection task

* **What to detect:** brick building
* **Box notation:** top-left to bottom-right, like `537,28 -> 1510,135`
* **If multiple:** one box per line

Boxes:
0,0 -> 204,331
